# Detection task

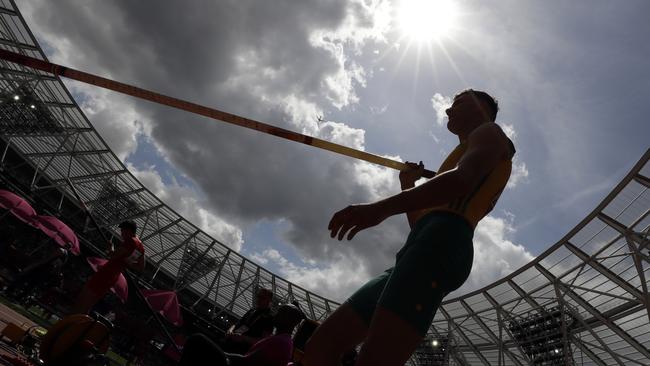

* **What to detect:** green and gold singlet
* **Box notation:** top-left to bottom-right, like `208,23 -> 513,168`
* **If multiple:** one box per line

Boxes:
417,138 -> 515,228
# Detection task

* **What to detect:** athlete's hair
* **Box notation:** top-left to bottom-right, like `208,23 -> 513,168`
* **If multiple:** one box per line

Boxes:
257,288 -> 273,299
118,220 -> 137,234
455,89 -> 499,122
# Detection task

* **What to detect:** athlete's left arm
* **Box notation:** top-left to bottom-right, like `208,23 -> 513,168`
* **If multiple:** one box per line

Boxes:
381,123 -> 511,214
329,123 -> 510,240
109,245 -> 132,260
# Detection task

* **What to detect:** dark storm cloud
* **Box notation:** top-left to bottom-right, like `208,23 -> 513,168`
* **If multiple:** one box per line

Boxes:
22,0 -> 405,281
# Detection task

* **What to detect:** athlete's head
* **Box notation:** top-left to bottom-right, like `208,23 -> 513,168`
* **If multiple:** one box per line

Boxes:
118,220 -> 137,239
445,89 -> 498,137
273,304 -> 305,334
255,288 -> 273,309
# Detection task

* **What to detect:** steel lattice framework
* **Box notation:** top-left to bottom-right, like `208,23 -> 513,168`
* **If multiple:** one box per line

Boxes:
0,1 -> 648,364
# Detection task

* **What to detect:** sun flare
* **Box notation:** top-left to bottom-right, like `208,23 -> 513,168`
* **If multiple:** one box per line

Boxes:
398,0 -> 459,42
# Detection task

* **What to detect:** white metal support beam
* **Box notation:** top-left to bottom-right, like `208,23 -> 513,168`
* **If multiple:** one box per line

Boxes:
439,307 -> 490,365
536,263 -> 650,361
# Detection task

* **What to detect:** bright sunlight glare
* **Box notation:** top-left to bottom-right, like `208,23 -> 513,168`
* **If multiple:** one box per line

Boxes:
398,0 -> 459,42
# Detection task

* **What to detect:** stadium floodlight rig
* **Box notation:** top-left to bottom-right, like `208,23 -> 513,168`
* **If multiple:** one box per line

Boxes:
0,1 -> 648,364
409,335 -> 453,366
0,88 -> 64,136
507,304 -> 577,365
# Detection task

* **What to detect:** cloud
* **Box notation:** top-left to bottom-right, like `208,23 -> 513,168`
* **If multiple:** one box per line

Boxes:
352,158 -> 401,201
501,123 -> 529,189
66,81 -> 147,161
308,0 -> 392,108
128,163 -> 244,251
453,215 -> 534,295
431,93 -> 452,126
508,159 -> 530,189
251,248 -> 371,302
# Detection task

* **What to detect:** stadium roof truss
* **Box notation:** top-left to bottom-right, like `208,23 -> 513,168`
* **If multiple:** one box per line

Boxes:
0,1 -> 647,364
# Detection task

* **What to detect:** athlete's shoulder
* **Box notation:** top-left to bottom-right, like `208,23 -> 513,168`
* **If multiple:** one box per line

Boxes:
468,123 -> 515,159
133,236 -> 145,252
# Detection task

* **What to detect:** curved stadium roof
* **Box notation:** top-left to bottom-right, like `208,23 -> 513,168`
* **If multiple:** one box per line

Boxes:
0,1 -> 647,364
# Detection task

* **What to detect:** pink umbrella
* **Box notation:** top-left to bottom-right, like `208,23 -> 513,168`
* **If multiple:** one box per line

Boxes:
34,215 -> 80,255
0,189 -> 38,226
86,257 -> 129,303
141,289 -> 184,326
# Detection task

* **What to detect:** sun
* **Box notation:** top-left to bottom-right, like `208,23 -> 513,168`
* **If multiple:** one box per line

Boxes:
397,0 -> 459,43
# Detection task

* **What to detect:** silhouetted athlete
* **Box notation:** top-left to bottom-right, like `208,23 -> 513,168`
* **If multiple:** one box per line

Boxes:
72,220 -> 145,314
303,89 -> 515,366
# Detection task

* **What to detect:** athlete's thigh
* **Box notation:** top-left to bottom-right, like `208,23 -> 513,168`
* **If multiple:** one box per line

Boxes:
356,306 -> 423,366
309,303 -> 368,349
377,217 -> 473,336
357,236 -> 447,365
377,239 -> 446,337
303,269 -> 391,364
302,304 -> 367,366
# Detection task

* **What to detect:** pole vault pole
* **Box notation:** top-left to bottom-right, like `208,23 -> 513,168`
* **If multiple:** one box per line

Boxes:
0,49 -> 435,178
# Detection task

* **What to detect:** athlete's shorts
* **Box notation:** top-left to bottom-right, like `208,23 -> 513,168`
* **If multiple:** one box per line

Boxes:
85,266 -> 121,297
345,211 -> 474,336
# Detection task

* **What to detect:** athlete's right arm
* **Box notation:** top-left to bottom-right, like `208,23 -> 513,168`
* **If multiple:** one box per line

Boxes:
109,245 -> 131,260
399,161 -> 428,229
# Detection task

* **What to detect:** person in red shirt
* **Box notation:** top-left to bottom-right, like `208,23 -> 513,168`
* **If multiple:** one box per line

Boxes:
72,220 -> 145,314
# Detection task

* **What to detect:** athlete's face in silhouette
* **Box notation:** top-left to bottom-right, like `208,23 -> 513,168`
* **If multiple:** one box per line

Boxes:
445,93 -> 491,138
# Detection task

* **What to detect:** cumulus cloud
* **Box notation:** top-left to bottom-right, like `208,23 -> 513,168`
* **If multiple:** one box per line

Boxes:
431,93 -> 452,126
352,158 -> 401,201
251,248 -> 371,302
128,163 -> 244,251
508,159 -> 530,189
308,0 -> 392,108
67,81 -> 147,161
279,95 -> 323,135
500,123 -> 529,189
317,121 -> 366,150
453,215 -> 534,295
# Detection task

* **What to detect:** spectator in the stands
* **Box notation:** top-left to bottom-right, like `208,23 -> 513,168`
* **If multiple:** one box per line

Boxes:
180,303 -> 305,366
222,288 -> 274,353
